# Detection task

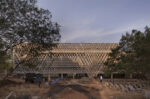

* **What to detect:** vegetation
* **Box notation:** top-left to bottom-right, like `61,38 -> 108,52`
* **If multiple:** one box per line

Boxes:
105,26 -> 150,77
0,0 -> 61,71
0,38 -> 11,71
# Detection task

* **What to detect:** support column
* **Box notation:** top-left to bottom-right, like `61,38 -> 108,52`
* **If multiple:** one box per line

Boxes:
48,74 -> 51,81
61,74 -> 63,79
111,73 -> 114,84
73,73 -> 75,79
130,74 -> 132,79
111,73 -> 113,79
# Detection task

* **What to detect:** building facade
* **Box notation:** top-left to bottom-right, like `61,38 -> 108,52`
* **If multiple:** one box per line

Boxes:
13,43 -> 117,78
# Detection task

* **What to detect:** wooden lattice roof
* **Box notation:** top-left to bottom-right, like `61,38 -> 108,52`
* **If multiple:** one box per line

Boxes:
13,43 -> 118,76
53,43 -> 117,49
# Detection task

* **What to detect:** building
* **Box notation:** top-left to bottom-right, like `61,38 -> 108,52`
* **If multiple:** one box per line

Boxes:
13,43 -> 117,79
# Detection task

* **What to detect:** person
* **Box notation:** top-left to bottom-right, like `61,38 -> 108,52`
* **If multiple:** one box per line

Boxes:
37,76 -> 41,88
100,75 -> 103,83
45,78 -> 49,88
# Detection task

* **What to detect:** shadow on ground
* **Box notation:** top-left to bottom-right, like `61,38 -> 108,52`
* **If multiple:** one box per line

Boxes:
0,79 -> 22,88
48,84 -> 101,99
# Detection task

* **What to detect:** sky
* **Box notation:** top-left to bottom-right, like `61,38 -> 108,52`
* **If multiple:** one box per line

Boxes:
37,0 -> 150,43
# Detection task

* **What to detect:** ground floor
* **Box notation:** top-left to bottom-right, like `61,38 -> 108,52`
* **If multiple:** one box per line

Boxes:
0,78 -> 149,99
21,72 -> 148,81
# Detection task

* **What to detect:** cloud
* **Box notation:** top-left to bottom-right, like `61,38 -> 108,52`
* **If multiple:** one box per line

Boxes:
37,0 -> 150,43
61,20 -> 150,43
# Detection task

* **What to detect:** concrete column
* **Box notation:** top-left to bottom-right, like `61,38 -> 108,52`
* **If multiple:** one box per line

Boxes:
61,74 -> 63,79
111,73 -> 113,79
73,73 -> 75,79
111,73 -> 114,84
48,74 -> 51,81
130,74 -> 132,79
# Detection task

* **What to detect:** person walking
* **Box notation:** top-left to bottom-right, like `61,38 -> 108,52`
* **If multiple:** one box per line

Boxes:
45,77 -> 49,88
37,76 -> 41,88
100,75 -> 103,83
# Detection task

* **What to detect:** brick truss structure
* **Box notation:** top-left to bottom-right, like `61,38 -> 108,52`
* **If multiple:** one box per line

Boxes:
13,43 -> 117,78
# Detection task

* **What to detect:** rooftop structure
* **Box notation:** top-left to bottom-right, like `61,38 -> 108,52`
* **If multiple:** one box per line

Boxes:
13,43 -> 118,78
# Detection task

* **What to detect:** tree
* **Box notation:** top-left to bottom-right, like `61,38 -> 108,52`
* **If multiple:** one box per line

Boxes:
0,0 -> 61,70
0,38 -> 11,72
105,26 -> 150,77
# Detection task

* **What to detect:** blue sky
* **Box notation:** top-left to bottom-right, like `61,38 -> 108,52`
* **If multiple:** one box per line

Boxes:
37,0 -> 150,43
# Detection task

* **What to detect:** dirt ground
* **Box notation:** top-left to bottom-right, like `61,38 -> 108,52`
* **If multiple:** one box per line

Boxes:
0,78 -> 146,99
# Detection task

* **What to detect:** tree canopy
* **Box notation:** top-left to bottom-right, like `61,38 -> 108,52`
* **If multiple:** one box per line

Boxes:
105,26 -> 150,76
0,0 -> 60,46
0,0 -> 61,70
